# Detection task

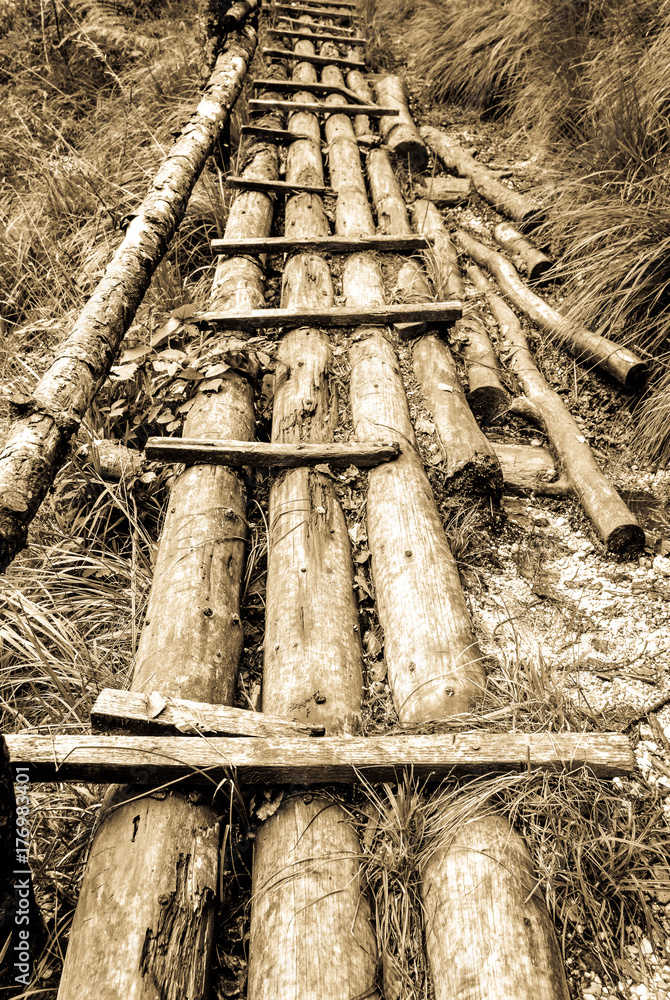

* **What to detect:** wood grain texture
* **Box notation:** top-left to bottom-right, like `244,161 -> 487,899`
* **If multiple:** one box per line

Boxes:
268,27 -> 366,45
374,75 -> 429,171
493,442 -> 572,497
253,76 -> 363,99
212,234 -> 430,253
263,47 -> 364,69
4,732 -> 635,783
468,263 -> 644,553
90,689 -> 325,737
457,229 -> 647,391
145,438 -> 399,467
249,97 -> 396,115
226,176 -> 335,195
200,301 -> 463,326
422,813 -> 571,1000
494,222 -> 552,281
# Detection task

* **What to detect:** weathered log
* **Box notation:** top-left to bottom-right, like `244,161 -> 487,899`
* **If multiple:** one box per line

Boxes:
248,41 -> 378,1000
199,0 -> 260,71
275,12 -> 356,33
493,442 -> 572,497
468,264 -> 644,553
57,85 -> 276,1000
457,229 -> 647,391
414,174 -> 471,206
268,27 -> 366,45
374,75 -> 429,171
395,259 -> 432,337
494,221 -> 552,281
262,46 -> 364,69
422,813 -> 572,1000
145,437 -> 399,467
249,97 -> 396,116
4,732 -> 634,783
76,438 -> 146,480
253,76 -> 362,100
411,198 -> 464,298
240,123 -> 314,143
344,68 -> 374,137
421,125 -> 543,227
0,24 -> 258,573
200,300 -> 463,326
272,2 -> 356,17
226,175 -> 335,195
90,689 -> 326,737
212,233 -> 430,253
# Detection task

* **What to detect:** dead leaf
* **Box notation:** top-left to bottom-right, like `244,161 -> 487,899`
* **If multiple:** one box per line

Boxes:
146,691 -> 167,719
171,303 -> 198,319
120,344 -> 152,364
150,316 -> 181,347
256,789 -> 284,821
415,416 -> 436,435
354,548 -> 370,564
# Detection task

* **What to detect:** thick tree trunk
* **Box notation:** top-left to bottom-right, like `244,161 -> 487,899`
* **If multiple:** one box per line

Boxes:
247,36 -> 378,1000
468,264 -> 644,553
344,68 -> 374,138
0,23 -> 258,572
456,229 -> 647,391
374,75 -> 429,171
57,86 -> 274,1000
494,222 -> 552,281
411,200 -> 509,419
421,125 -> 542,227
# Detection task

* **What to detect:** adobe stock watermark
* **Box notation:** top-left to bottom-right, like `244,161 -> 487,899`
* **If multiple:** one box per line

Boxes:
13,766 -> 32,988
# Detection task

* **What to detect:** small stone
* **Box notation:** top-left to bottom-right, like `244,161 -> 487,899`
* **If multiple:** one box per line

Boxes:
583,985 -> 602,997
634,985 -> 649,999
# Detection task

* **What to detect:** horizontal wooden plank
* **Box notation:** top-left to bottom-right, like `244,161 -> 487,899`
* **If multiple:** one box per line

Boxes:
145,439 -> 400,468
249,98 -> 396,118
274,16 -> 356,35
3,732 -> 634,784
253,77 -> 362,102
91,689 -> 325,738
263,47 -> 365,70
268,28 -> 366,46
198,301 -> 463,329
241,125 -> 318,145
272,3 -> 356,20
226,177 -> 336,196
274,0 -> 358,9
211,234 -> 431,254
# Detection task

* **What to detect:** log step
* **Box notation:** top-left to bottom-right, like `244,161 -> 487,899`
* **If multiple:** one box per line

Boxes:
226,177 -> 336,196
3,732 -> 634,783
249,98 -> 397,118
263,47 -> 365,70
211,234 -> 431,254
273,0 -> 359,9
271,3 -> 356,20
253,77 -> 362,102
144,439 -> 400,468
241,124 -> 317,144
198,300 -> 463,328
267,28 -> 366,45
91,689 -> 325,738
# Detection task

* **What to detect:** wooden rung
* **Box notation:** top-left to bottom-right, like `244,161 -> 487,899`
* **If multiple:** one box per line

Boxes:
3,732 -> 634,784
145,439 -> 400,468
249,98 -> 397,118
274,0 -> 359,9
198,301 -> 463,329
241,125 -> 318,145
211,234 -> 431,254
91,689 -> 325,738
263,47 -> 365,70
274,15 -> 356,34
272,3 -> 356,19
253,77 -> 362,102
226,177 -> 336,196
268,28 -> 366,46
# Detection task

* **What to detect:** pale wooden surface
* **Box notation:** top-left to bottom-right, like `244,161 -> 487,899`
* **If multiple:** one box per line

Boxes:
374,75 -> 429,170
457,229 -> 647,390
494,221 -> 552,280
263,46 -> 364,69
273,3 -> 356,18
493,442 -> 572,497
268,27 -> 366,45
4,732 -> 635,782
422,813 -> 571,1000
226,175 -> 335,195
414,174 -> 471,206
249,97 -> 396,116
212,233 -> 430,253
90,689 -> 325,737
253,76 -> 363,99
145,438 -> 399,467
200,300 -> 463,326
468,263 -> 644,553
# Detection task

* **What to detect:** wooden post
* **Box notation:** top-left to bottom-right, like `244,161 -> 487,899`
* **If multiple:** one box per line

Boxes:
0,22 -> 259,573
456,228 -> 647,391
494,221 -> 552,281
468,264 -> 645,553
56,70 -> 276,1000
247,34 -> 378,1000
374,75 -> 429,171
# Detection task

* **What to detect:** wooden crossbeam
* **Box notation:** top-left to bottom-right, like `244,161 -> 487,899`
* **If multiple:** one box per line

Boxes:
253,77 -> 363,102
198,301 -> 463,328
273,0 -> 358,9
211,234 -> 431,254
3,732 -> 634,783
145,439 -> 400,468
226,177 -> 336,196
91,689 -> 325,738
241,125 -> 318,144
249,98 -> 397,118
272,3 -> 356,19
274,15 -> 356,35
268,28 -> 366,46
263,47 -> 365,70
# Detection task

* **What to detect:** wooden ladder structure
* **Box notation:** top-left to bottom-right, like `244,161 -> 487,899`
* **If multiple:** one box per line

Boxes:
2,2 -> 637,999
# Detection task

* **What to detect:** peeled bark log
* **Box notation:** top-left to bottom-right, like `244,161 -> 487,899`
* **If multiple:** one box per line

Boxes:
344,68 -> 373,138
468,264 -> 644,553
367,146 -> 414,235
456,229 -> 647,391
494,222 -> 552,281
421,125 -> 542,227
0,25 -> 257,573
248,38 -> 378,1000
395,259 -> 431,337
411,199 -> 463,298
422,813 -> 571,1000
414,174 -> 471,206
493,442 -> 572,497
374,75 -> 429,171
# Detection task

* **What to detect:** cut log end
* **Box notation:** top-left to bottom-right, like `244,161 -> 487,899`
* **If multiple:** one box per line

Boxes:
436,453 -> 504,503
624,361 -> 649,393
466,385 -> 510,423
607,521 -> 645,556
